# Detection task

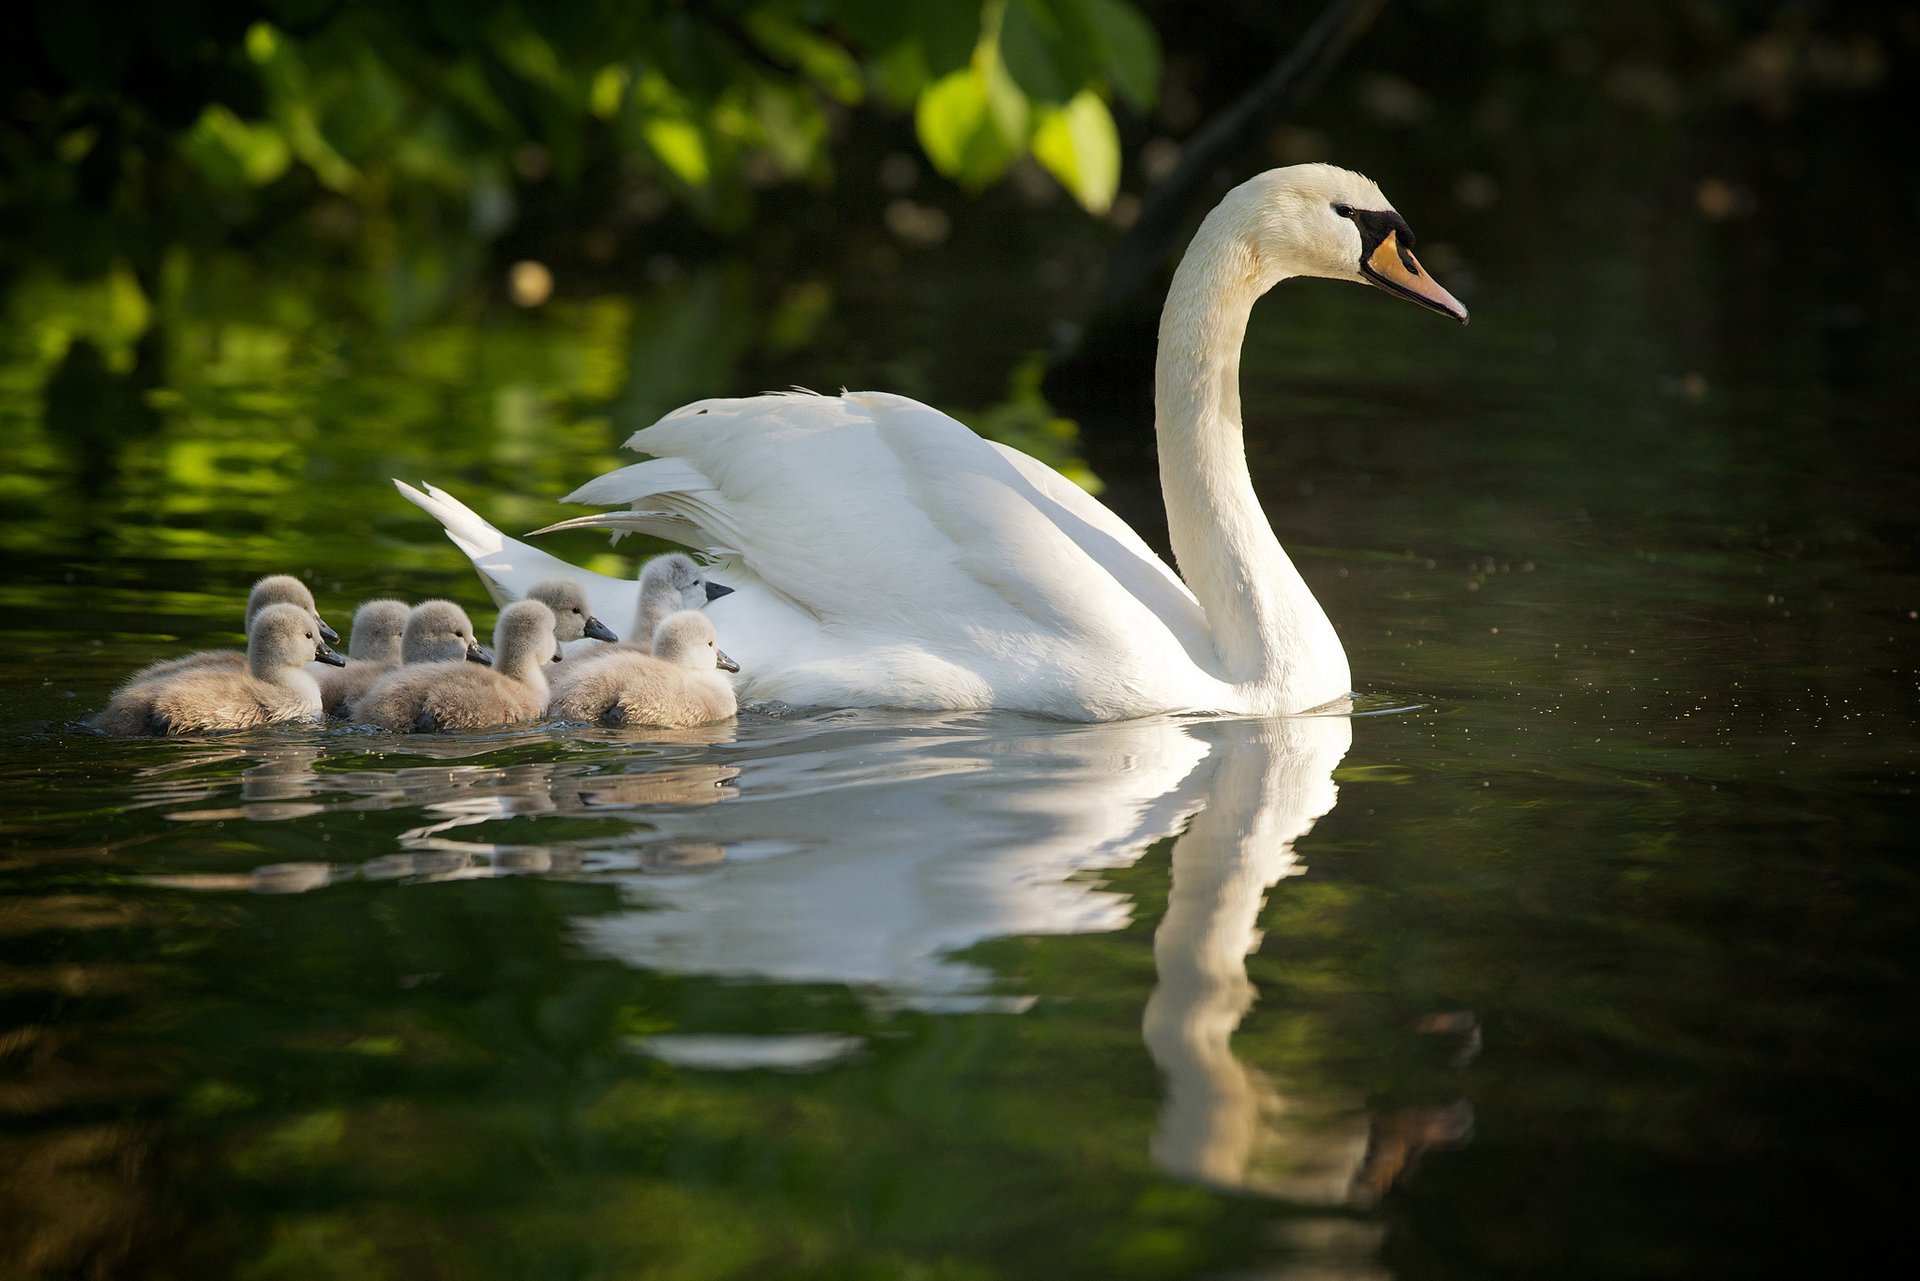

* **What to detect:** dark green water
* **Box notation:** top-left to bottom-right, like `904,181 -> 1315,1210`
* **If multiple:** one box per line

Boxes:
5,96 -> 1919,1281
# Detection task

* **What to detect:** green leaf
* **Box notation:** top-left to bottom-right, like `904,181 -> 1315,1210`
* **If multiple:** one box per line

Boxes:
1000,0 -> 1077,105
915,60 -> 1030,191
182,105 -> 292,189
1031,90 -> 1119,212
1087,0 -> 1161,108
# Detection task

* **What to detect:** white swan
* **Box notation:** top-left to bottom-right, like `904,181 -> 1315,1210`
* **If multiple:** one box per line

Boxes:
435,164 -> 1464,720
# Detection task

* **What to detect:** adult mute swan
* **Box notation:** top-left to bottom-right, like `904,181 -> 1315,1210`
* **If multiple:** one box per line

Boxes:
415,164 -> 1465,720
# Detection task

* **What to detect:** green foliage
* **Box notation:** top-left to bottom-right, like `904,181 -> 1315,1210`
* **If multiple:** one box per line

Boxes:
1,0 -> 1163,286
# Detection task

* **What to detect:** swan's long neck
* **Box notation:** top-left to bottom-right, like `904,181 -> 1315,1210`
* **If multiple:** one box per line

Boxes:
1155,214 -> 1349,705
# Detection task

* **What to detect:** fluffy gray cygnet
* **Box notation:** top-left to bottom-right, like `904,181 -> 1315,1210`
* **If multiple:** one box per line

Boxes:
92,603 -> 344,735
546,610 -> 739,728
353,599 -> 562,733
332,599 -> 490,721
116,574 -> 340,692
314,598 -> 409,717
525,577 -> 618,647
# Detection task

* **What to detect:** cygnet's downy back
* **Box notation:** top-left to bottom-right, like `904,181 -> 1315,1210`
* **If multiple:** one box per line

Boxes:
94,603 -> 344,735
315,598 -> 409,716
115,573 -> 340,692
546,609 -> 738,728
352,600 -> 560,733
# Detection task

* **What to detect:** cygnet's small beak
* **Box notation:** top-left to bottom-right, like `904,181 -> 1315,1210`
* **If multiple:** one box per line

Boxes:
316,615 -> 342,646
551,648 -> 564,663
715,649 -> 740,673
705,580 -> 735,602
583,615 -> 618,642
315,638 -> 347,667
467,642 -> 494,666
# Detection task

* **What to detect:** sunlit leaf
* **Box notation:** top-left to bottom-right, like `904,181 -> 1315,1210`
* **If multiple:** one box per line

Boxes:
915,58 -> 1030,191
183,105 -> 292,189
590,65 -> 630,118
1031,90 -> 1119,212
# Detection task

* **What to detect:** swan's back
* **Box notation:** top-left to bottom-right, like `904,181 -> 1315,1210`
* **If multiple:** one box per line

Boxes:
562,391 -> 1229,719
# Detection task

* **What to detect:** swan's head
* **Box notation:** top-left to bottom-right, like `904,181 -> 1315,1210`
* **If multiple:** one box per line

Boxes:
404,600 -> 491,666
652,610 -> 740,674
495,598 -> 563,668
346,599 -> 409,664
526,577 -> 617,645
1230,164 -> 1466,323
251,602 -> 343,677
247,574 -> 341,646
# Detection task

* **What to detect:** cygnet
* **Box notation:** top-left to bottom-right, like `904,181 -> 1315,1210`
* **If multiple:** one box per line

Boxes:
546,610 -> 739,728
333,599 -> 490,721
353,600 -> 562,733
314,598 -> 409,717
526,577 -> 617,648
93,603 -> 345,735
117,574 -> 340,691
631,554 -> 733,647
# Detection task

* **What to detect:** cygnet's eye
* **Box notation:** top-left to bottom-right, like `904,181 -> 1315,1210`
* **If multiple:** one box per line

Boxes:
1333,202 -> 1354,218
572,607 -> 582,615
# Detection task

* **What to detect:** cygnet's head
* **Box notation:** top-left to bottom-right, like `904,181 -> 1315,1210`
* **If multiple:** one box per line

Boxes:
651,610 -> 739,673
346,599 -> 409,663
1216,164 -> 1466,323
250,602 -> 343,677
247,574 -> 341,645
494,598 -> 562,670
404,600 -> 490,665
639,553 -> 734,615
526,578 -> 616,645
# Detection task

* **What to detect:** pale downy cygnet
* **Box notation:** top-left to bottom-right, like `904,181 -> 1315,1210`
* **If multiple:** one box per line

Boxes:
116,574 -> 341,692
627,554 -> 733,649
314,598 -> 409,717
526,578 -> 617,647
546,610 -> 739,728
353,599 -> 562,733
92,603 -> 345,735
332,599 -> 489,721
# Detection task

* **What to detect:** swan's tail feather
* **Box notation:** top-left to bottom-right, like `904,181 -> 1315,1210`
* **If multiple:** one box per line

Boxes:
528,511 -> 733,556
394,479 -> 505,564
562,458 -> 711,508
393,478 -> 650,620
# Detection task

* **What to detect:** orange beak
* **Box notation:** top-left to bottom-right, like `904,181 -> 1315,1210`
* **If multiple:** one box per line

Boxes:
1362,231 -> 1468,324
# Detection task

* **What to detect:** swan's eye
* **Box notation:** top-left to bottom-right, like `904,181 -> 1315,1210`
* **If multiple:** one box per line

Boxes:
573,607 -> 582,615
1333,202 -> 1354,218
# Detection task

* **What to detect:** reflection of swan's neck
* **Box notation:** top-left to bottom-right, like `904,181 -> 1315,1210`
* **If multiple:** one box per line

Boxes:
1155,213 -> 1349,706
1143,717 -> 1355,1197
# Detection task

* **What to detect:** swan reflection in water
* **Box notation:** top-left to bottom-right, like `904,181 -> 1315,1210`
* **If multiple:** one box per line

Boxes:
140,709 -> 1468,1258
579,710 -> 1468,1252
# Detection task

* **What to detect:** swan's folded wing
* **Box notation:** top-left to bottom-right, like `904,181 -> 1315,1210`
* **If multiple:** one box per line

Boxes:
577,391 -> 1211,678
394,480 -> 637,624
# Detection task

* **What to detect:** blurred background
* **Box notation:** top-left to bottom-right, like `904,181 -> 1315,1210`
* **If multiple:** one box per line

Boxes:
4,2 -> 1918,1279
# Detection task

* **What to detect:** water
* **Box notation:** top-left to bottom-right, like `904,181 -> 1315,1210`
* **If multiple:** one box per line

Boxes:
5,86 -> 1919,1281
